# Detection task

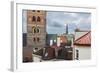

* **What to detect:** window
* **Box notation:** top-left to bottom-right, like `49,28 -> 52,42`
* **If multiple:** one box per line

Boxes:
33,38 -> 36,42
34,29 -> 36,33
33,37 -> 40,42
32,10 -> 35,12
37,28 -> 40,33
37,37 -> 40,42
32,27 -> 40,33
32,27 -> 36,33
37,16 -> 41,22
76,50 -> 79,60
32,16 -> 36,21
37,10 -> 40,12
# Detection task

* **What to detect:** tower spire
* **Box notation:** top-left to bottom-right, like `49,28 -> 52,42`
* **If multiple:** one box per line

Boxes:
66,24 -> 68,34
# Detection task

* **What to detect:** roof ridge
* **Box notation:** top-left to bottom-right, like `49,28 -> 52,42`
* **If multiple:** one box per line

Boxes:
74,31 -> 91,43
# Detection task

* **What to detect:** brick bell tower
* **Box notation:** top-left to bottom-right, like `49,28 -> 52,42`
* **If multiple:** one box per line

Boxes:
27,10 -> 46,51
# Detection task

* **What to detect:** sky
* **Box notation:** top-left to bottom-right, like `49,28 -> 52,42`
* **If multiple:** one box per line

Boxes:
46,11 -> 91,34
22,10 -> 91,34
22,10 -> 27,33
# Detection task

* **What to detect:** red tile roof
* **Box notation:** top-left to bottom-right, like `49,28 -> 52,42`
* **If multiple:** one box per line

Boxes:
74,31 -> 91,46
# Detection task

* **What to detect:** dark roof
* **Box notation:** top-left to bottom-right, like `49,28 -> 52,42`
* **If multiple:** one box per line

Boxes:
33,49 -> 43,56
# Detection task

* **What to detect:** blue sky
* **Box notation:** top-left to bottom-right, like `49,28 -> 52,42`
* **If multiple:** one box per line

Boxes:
46,11 -> 91,34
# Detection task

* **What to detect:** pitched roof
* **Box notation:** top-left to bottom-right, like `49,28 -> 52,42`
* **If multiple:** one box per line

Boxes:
74,31 -> 91,46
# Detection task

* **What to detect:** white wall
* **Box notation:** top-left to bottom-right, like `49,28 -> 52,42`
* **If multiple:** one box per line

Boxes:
75,46 -> 91,60
33,54 -> 42,62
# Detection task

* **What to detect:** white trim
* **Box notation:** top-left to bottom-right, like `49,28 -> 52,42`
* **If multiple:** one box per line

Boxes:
11,1 -> 17,71
11,1 -> 97,71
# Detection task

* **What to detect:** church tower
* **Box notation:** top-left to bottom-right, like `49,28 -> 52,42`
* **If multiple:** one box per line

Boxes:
27,10 -> 46,51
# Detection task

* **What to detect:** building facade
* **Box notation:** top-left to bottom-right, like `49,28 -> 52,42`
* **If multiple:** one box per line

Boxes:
27,10 -> 46,51
74,31 -> 91,60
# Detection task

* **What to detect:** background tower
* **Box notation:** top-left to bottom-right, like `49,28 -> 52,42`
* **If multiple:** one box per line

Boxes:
66,24 -> 68,34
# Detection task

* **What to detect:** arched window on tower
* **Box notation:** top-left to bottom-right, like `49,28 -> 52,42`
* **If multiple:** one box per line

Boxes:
32,27 -> 36,33
33,38 -> 36,42
37,28 -> 40,33
32,10 -> 35,12
37,37 -> 40,42
37,10 -> 40,12
37,16 -> 41,22
34,28 -> 36,33
32,16 -> 36,21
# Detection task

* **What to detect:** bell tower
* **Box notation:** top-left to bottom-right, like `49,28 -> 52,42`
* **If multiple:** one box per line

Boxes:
27,10 -> 46,51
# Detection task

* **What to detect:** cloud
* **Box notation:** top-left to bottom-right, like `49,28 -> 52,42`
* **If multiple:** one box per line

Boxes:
22,10 -> 91,34
70,13 -> 78,17
52,20 -> 63,27
64,12 -> 78,18
46,11 -> 91,34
